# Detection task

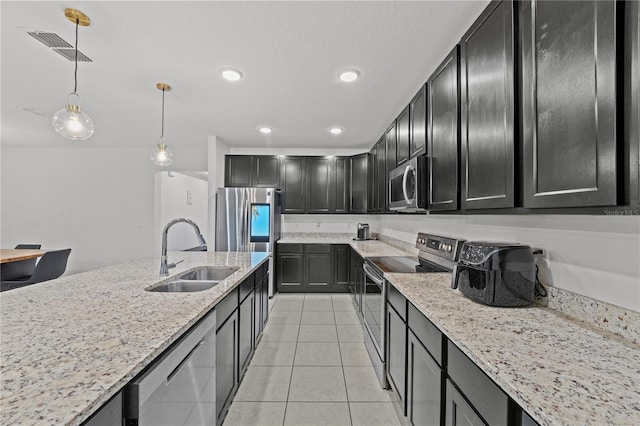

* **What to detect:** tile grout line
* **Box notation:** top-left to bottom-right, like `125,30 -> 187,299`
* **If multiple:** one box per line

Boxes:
281,294 -> 304,426
333,294 -> 355,426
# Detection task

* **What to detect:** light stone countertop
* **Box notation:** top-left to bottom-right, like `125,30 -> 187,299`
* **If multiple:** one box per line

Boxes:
385,272 -> 640,426
0,251 -> 269,426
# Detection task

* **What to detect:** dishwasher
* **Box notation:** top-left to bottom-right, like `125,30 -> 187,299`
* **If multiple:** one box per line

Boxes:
124,310 -> 216,426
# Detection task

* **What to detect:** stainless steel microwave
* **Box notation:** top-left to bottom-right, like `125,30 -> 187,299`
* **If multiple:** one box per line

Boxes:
389,155 -> 428,212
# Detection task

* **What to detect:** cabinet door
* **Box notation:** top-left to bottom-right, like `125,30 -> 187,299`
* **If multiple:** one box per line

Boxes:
224,155 -> 253,187
277,252 -> 303,292
304,254 -> 331,291
368,149 -> 376,213
350,153 -> 368,213
239,290 -> 255,378
254,156 -> 280,188
216,311 -> 238,424
407,330 -> 443,426
410,85 -> 427,158
332,245 -> 350,291
386,122 -> 398,212
521,1 -> 617,208
262,274 -> 269,329
460,1 -> 515,210
254,279 -> 263,347
627,0 -> 639,208
445,379 -> 485,426
280,157 -> 306,213
306,157 -> 332,213
428,47 -> 460,211
334,157 -> 350,213
387,304 -> 407,414
397,106 -> 410,166
375,137 -> 387,212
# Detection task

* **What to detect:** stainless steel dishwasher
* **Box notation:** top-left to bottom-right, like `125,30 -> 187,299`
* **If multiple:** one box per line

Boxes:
124,310 -> 216,426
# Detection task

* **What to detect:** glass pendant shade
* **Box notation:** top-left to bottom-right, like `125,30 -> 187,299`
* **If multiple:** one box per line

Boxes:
151,139 -> 173,166
51,93 -> 94,140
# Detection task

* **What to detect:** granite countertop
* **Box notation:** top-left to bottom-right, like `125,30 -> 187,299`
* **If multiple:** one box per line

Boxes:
0,251 -> 269,426
385,272 -> 640,426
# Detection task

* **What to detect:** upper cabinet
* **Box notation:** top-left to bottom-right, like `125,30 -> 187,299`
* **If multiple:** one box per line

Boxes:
409,85 -> 427,159
521,0 -> 618,208
428,47 -> 460,211
305,157 -> 332,213
224,155 -> 280,188
350,153 -> 368,213
460,0 -> 515,210
375,136 -> 387,212
396,106 -> 410,166
333,157 -> 350,213
280,156 -> 306,213
386,122 -> 398,213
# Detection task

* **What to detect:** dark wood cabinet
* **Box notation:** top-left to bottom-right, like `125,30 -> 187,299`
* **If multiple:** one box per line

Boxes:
305,157 -> 332,213
304,245 -> 331,290
254,156 -> 280,188
254,277 -> 263,346
276,244 -> 304,291
350,153 -> 368,213
386,122 -> 398,212
410,85 -> 427,159
216,293 -> 239,425
280,157 -> 306,213
261,268 -> 269,329
332,245 -> 350,291
387,302 -> 407,414
224,155 -> 280,188
521,0 -> 618,208
460,0 -> 515,210
224,156 -> 253,187
334,157 -> 349,213
238,289 -> 255,378
396,106 -> 410,166
407,329 -> 443,426
367,148 -> 376,213
375,137 -> 387,212
428,46 -> 460,211
627,0 -> 640,208
445,379 -> 485,426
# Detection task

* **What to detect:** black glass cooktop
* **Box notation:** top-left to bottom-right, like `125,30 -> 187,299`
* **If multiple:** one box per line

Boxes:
367,256 -> 450,274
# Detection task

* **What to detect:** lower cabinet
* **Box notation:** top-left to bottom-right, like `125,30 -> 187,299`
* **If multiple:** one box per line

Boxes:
407,329 -> 444,426
261,264 -> 269,329
387,303 -> 407,413
277,244 -> 350,293
216,306 -> 238,426
239,288 -> 255,378
445,379 -> 485,426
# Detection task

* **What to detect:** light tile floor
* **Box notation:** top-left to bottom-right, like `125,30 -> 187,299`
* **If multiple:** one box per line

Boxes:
223,293 -> 407,426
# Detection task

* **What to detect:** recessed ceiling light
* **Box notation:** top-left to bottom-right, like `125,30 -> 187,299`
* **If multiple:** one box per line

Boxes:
259,127 -> 273,134
338,69 -> 360,82
221,68 -> 243,82
330,127 -> 343,135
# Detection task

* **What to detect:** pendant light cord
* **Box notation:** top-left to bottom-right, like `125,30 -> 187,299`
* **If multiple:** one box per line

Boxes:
161,88 -> 165,139
74,18 -> 79,93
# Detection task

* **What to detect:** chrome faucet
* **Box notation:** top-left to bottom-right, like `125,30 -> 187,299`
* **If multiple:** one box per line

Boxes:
160,218 -> 207,276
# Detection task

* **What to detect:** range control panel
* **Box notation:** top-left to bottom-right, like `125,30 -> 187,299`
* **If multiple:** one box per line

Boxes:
415,232 -> 465,262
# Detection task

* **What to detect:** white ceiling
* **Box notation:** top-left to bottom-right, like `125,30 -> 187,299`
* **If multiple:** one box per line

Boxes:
1,1 -> 489,150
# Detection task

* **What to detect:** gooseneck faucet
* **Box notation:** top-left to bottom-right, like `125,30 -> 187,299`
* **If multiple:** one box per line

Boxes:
160,218 -> 207,276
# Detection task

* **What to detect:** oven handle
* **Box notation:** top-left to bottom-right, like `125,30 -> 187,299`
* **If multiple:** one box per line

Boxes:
363,263 -> 384,286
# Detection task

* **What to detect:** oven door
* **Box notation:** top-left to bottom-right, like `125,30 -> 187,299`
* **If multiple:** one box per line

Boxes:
362,262 -> 387,387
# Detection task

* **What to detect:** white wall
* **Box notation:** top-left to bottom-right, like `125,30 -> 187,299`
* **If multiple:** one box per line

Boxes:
283,214 -> 375,234
156,172 -> 208,251
377,214 -> 640,313
1,145 -> 208,274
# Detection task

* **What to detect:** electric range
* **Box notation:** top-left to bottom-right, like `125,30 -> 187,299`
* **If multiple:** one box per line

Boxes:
361,233 -> 465,387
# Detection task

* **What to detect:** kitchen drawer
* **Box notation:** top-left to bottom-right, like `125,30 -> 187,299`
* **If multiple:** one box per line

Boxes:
388,284 -> 407,321
447,341 -> 509,426
239,275 -> 254,302
408,303 -> 443,366
216,288 -> 238,327
304,244 -> 331,254
278,244 -> 303,254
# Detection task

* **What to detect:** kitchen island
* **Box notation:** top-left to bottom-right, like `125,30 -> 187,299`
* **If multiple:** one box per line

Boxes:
0,251 -> 268,425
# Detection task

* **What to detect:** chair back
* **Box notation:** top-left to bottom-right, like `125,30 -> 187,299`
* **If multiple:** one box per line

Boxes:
28,249 -> 71,284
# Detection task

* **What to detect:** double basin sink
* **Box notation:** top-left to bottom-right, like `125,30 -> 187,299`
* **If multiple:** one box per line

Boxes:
148,266 -> 238,292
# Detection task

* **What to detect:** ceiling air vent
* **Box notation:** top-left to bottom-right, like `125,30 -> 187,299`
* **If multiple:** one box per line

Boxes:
27,30 -> 92,62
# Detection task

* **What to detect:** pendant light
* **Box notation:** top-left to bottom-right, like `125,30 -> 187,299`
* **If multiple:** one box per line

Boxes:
150,83 -> 174,167
51,9 -> 94,140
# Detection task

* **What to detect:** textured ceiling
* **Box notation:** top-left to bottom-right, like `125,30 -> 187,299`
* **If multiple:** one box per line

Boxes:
1,1 -> 489,149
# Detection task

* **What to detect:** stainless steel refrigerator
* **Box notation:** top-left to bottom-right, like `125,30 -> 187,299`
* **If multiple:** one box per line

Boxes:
215,187 -> 282,296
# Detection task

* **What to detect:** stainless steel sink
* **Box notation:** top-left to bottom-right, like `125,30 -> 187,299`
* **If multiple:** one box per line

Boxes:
178,267 -> 238,281
149,280 -> 219,293
147,267 -> 239,293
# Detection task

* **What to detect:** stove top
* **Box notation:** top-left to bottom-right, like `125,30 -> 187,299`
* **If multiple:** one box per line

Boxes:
366,256 -> 450,274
